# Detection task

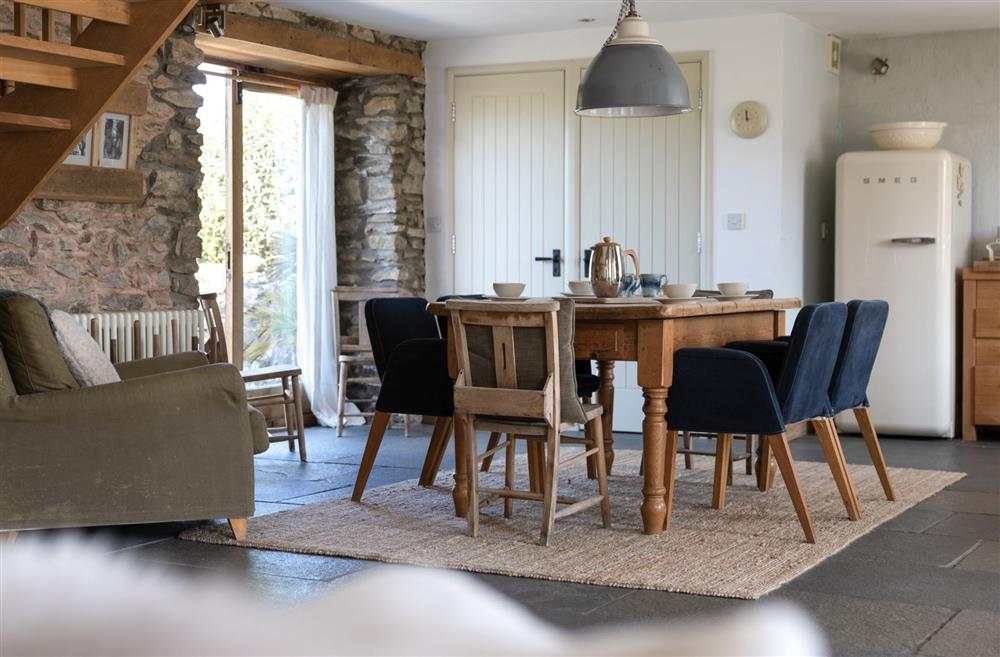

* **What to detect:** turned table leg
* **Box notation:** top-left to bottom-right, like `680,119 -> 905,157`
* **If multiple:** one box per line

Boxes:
641,386 -> 669,534
597,359 -> 616,473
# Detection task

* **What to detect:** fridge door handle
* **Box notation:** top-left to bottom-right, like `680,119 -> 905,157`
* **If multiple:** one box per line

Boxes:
890,237 -> 936,245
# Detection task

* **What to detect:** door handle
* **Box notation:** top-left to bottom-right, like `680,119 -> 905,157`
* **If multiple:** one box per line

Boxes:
534,249 -> 562,277
890,237 -> 936,245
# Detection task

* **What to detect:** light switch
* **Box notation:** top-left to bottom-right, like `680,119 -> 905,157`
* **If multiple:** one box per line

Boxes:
726,212 -> 746,230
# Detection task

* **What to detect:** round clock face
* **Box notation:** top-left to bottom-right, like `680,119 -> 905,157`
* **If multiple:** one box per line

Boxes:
731,101 -> 768,138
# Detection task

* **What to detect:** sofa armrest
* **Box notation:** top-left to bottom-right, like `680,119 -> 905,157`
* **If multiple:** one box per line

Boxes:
667,348 -> 785,436
114,351 -> 210,380
0,363 -> 255,530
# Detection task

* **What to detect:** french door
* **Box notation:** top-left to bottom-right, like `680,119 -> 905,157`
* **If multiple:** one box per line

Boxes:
195,65 -> 303,370
452,70 -> 566,297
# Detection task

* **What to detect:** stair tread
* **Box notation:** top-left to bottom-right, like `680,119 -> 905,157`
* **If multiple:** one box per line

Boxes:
0,111 -> 71,132
27,0 -> 131,26
0,34 -> 125,69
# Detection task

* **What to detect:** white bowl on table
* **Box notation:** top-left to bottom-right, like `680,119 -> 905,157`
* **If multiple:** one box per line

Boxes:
664,283 -> 697,299
493,282 -> 526,298
717,282 -> 749,297
869,121 -> 946,150
568,281 -> 593,296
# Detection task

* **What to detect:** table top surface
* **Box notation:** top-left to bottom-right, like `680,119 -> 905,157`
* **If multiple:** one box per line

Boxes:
428,297 -> 800,320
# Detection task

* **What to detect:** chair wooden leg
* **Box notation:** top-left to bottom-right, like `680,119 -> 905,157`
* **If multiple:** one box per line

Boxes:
481,432 -> 501,472
758,436 -> 773,491
292,375 -> 307,462
464,415 -> 481,538
813,418 -> 861,520
539,427 -> 560,546
282,375 -> 295,451
712,433 -> 733,509
766,433 -> 816,544
504,434 -> 516,518
683,431 -> 693,469
745,434 -> 754,475
661,430 -> 678,531
590,417 -> 612,528
419,415 -> 453,486
351,411 -> 391,501
336,361 -> 349,437
854,407 -> 896,501
227,518 -> 247,541
527,439 -> 544,494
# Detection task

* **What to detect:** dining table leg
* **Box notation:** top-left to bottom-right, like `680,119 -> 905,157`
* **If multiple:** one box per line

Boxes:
597,359 -> 616,473
640,386 -> 669,534
452,414 -> 469,518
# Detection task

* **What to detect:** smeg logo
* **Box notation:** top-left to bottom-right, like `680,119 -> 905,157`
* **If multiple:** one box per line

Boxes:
862,176 -> 919,184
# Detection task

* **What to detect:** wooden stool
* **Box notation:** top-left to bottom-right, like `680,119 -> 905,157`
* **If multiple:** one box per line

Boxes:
242,366 -> 307,461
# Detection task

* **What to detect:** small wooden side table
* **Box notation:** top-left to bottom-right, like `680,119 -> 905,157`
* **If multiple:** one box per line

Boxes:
962,266 -> 1000,440
242,365 -> 308,461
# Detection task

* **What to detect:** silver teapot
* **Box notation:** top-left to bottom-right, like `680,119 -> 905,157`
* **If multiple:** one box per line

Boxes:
589,236 -> 641,298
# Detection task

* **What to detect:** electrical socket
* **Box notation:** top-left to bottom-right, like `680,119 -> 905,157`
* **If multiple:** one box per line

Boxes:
726,212 -> 746,230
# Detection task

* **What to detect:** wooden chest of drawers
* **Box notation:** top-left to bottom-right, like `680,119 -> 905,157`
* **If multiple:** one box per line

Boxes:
963,268 -> 1000,439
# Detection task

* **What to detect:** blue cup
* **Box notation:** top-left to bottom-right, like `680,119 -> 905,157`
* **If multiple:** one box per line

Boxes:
640,274 -> 668,297
619,274 -> 640,298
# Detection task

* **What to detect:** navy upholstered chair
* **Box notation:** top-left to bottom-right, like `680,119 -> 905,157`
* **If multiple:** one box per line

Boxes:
665,302 -> 849,543
351,297 -> 455,501
727,300 -> 894,503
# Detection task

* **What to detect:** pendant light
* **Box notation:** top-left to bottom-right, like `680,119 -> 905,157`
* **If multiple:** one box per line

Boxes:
576,0 -> 691,117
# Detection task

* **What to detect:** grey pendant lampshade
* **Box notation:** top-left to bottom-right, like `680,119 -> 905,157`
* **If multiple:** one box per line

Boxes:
576,7 -> 691,117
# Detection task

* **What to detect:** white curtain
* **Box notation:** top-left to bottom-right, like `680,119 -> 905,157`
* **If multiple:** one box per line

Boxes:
297,86 -> 340,426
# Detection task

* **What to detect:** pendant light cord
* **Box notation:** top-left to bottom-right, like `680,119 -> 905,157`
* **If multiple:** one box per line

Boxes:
603,0 -> 638,47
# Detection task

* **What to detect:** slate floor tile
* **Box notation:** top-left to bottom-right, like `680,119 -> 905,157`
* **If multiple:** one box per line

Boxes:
127,537 -> 371,582
470,573 -> 632,621
956,541 -> 1000,574
786,555 -> 1000,612
917,609 -> 1000,657
883,507 -> 956,533
578,588 -> 746,625
838,529 -> 983,568
923,513 -> 1000,541
917,491 -> 1000,516
767,589 -> 955,656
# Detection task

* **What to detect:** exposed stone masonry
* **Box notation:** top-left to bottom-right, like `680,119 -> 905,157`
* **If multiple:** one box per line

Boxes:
0,19 -> 206,311
0,1 -> 426,316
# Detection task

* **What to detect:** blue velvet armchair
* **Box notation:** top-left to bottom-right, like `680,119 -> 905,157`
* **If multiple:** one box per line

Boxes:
665,302 -> 849,543
351,297 -> 455,501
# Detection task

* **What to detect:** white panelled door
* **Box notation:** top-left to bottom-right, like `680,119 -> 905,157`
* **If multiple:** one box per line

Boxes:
579,61 -> 703,432
453,71 -> 566,296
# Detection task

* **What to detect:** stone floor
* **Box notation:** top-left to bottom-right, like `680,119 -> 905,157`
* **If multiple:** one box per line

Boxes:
35,425 -> 1000,657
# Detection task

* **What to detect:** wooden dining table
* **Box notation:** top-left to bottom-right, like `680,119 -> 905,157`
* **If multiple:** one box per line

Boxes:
427,296 -> 801,535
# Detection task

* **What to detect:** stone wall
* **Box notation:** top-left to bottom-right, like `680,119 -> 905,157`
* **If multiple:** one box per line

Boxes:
0,3 -> 206,311
0,1 -> 427,315
335,76 -> 426,296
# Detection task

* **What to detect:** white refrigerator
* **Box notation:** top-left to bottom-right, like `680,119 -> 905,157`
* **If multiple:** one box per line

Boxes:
835,149 -> 971,438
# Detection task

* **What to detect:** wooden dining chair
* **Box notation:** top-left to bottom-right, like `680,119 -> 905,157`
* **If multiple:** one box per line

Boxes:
332,286 -> 410,437
447,298 -> 610,546
198,293 -> 308,461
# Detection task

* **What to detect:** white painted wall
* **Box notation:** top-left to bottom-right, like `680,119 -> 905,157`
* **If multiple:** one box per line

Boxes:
423,13 -> 839,305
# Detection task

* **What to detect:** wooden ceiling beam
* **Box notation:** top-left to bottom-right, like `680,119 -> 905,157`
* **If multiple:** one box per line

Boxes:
195,13 -> 422,80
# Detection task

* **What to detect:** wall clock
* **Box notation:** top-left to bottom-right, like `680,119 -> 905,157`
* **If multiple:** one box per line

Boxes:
730,101 -> 768,138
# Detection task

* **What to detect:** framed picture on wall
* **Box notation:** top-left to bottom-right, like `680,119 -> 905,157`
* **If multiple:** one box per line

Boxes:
96,112 -> 131,169
64,129 -> 94,166
827,34 -> 842,75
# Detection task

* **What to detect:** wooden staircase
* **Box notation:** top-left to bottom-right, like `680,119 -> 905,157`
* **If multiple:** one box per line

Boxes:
0,0 -> 198,229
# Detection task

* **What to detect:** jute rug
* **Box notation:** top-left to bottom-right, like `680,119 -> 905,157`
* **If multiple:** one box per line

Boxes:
181,450 -> 963,599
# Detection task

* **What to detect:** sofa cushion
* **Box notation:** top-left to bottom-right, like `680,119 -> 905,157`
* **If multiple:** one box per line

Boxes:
50,310 -> 121,387
0,292 -> 78,395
